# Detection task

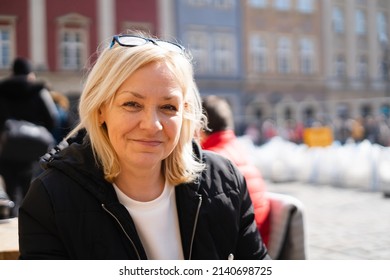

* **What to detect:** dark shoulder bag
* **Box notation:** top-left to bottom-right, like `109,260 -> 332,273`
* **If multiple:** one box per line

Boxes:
0,119 -> 55,162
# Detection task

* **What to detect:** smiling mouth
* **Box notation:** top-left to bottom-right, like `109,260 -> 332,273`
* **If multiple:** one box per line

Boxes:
133,139 -> 163,146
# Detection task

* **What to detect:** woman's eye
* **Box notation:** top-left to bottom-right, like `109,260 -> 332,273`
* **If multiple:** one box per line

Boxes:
123,101 -> 141,109
161,104 -> 178,112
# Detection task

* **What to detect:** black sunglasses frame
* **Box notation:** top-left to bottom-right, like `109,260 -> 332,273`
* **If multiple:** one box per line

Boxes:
109,35 -> 185,54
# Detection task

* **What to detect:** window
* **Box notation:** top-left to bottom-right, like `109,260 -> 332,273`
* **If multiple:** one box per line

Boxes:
57,13 -> 89,71
356,9 -> 366,35
250,34 -> 268,73
297,0 -> 314,13
187,30 -> 236,75
187,0 -> 212,7
300,38 -> 315,74
0,29 -> 11,69
357,55 -> 368,79
274,0 -> 291,11
187,30 -> 236,76
249,0 -> 267,8
187,31 -> 211,74
214,0 -> 234,9
277,37 -> 291,74
0,16 -> 16,70
214,33 -> 236,74
380,51 -> 389,80
377,12 -> 388,43
332,7 -> 345,33
59,29 -> 85,70
335,55 -> 346,78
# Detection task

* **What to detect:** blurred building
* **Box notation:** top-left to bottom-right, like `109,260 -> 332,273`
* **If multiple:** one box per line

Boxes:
0,0 -> 161,97
322,0 -> 390,122
175,0 -> 244,125
242,0 -> 325,129
1,0 -> 390,130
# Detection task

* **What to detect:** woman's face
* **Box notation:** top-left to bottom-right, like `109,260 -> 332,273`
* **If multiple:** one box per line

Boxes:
99,61 -> 184,171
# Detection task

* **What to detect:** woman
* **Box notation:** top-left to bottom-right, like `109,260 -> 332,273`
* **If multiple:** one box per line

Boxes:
18,32 -> 269,260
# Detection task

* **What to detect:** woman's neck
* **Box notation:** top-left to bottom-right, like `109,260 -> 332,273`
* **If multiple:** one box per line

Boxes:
114,166 -> 165,202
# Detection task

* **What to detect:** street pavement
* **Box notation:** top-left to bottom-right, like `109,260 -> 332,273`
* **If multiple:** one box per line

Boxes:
265,180 -> 390,260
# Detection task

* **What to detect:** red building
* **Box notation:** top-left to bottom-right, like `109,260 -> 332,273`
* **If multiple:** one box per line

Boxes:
0,0 -> 160,95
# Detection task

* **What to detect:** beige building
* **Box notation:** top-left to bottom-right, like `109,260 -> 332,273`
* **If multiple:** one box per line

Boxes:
242,0 -> 325,127
322,0 -> 390,120
242,0 -> 390,128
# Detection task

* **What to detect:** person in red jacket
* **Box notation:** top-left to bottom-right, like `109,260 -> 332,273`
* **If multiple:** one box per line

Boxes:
200,95 -> 271,246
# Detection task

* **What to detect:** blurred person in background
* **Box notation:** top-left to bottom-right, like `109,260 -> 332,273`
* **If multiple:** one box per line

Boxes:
363,115 -> 380,145
349,117 -> 365,143
49,90 -> 73,143
200,95 -> 271,246
18,32 -> 269,260
0,57 -> 58,217
261,119 -> 278,144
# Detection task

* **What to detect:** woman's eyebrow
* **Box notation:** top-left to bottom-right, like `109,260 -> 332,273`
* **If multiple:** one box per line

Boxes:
163,95 -> 179,101
118,90 -> 181,100
118,91 -> 145,99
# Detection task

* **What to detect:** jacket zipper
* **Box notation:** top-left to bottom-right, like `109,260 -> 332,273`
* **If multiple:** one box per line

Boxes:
101,203 -> 141,260
189,194 -> 202,260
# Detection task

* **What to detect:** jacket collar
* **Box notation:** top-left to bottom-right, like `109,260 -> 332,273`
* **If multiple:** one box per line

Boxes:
201,129 -> 236,150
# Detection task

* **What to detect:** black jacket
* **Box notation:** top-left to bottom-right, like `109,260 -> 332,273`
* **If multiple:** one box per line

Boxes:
18,136 -> 269,260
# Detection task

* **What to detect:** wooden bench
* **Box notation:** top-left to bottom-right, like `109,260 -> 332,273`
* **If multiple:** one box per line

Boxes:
0,218 -> 19,260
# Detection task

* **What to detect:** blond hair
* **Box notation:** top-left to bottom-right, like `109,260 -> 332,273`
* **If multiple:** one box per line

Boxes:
68,33 -> 206,184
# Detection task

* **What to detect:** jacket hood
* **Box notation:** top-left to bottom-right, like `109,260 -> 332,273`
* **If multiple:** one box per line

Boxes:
40,131 -> 116,203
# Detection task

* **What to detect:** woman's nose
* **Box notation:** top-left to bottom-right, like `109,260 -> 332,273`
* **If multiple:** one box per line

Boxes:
139,109 -> 163,131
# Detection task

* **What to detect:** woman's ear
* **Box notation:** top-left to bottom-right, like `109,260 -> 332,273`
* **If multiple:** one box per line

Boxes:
98,106 -> 105,126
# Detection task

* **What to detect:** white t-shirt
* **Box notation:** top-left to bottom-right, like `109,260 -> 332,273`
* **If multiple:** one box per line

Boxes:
113,182 -> 184,260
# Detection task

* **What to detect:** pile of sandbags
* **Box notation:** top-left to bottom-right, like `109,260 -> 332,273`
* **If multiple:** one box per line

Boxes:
239,136 -> 388,192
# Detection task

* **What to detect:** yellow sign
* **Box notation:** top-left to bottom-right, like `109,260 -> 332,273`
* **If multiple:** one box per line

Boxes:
303,127 -> 333,147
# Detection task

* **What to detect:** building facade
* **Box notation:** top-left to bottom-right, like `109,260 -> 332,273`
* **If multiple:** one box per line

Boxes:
0,0 -> 162,96
322,0 -> 390,121
241,0 -> 390,131
174,0 -> 244,123
242,0 -> 324,129
1,0 -> 390,134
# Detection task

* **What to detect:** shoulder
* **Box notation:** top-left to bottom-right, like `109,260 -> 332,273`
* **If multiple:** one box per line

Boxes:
29,81 -> 45,95
29,161 -> 106,214
30,167 -> 79,199
202,149 -> 237,171
199,150 -> 246,196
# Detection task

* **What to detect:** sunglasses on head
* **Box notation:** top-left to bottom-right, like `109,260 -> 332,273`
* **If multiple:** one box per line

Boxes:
109,35 -> 185,54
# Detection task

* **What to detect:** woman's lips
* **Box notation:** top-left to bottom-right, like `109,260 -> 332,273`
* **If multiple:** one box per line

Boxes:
133,139 -> 163,147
